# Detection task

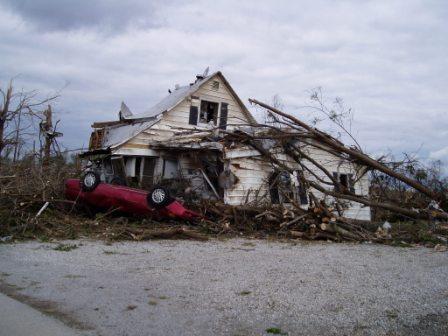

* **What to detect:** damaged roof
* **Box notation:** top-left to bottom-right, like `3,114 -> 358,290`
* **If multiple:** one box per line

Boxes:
102,118 -> 158,148
124,75 -> 212,120
122,71 -> 256,124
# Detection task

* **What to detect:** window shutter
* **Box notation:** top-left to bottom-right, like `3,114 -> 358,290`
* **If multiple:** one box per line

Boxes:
269,172 -> 280,204
333,172 -> 339,191
298,183 -> 308,205
219,103 -> 228,130
189,105 -> 198,125
348,174 -> 355,193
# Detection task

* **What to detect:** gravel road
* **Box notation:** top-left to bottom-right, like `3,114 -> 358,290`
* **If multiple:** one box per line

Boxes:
0,239 -> 447,336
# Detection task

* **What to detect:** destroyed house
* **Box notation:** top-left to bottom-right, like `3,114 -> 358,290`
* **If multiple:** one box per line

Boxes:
82,70 -> 371,220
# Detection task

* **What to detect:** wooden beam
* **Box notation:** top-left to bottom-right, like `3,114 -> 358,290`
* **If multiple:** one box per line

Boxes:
91,120 -> 124,128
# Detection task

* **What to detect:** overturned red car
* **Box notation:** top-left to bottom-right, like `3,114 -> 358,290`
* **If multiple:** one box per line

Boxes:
65,172 -> 200,220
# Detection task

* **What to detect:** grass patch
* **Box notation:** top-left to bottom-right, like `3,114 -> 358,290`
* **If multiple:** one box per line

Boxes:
266,327 -> 288,335
53,243 -> 78,252
148,300 -> 158,306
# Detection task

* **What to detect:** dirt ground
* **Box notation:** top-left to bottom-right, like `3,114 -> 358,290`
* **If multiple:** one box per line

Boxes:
0,239 -> 447,336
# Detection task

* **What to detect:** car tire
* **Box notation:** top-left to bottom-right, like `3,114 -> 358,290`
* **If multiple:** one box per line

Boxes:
80,171 -> 101,192
147,185 -> 173,208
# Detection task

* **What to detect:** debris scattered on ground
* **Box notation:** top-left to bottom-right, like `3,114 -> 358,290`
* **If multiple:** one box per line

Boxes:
434,244 -> 447,252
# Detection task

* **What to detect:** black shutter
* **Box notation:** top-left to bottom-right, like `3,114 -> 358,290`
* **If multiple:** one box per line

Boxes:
333,172 -> 339,191
219,103 -> 228,130
269,172 -> 280,204
298,183 -> 308,205
348,174 -> 355,193
189,105 -> 198,125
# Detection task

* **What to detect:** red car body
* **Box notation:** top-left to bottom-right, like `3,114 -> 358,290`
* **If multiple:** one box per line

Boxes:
65,179 -> 200,220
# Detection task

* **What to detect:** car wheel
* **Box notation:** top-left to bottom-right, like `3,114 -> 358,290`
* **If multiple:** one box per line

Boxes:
80,171 -> 100,192
147,185 -> 173,208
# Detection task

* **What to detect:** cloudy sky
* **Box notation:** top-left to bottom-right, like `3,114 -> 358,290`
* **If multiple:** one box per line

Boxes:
0,0 -> 447,166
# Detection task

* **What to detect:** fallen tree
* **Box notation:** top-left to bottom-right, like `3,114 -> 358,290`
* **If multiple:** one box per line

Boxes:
191,98 -> 447,243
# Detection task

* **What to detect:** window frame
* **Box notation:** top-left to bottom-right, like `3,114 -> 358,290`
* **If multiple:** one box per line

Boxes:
333,172 -> 355,193
269,170 -> 308,205
197,99 -> 221,126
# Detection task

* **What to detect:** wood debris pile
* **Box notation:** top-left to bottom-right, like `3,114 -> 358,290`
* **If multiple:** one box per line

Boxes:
199,201 -> 376,241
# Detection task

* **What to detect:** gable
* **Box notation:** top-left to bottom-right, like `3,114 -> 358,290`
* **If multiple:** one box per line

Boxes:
160,73 -> 254,130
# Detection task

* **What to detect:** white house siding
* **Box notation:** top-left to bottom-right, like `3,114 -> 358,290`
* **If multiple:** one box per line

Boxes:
224,156 -> 272,206
223,145 -> 371,221
223,147 -> 300,206
300,145 -> 371,221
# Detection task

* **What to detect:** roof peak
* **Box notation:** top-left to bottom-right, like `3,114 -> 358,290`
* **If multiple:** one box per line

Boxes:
124,70 -> 219,120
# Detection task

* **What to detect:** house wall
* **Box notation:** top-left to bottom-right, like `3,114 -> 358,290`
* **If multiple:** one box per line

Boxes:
223,145 -> 371,221
301,145 -> 371,220
224,156 -> 273,206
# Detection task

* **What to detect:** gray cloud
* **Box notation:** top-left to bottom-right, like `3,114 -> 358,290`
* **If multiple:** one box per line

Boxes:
0,0 -> 447,168
0,0 -> 171,31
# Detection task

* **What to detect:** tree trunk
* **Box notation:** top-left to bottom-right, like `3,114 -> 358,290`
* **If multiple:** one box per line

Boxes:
42,105 -> 52,167
0,82 -> 13,161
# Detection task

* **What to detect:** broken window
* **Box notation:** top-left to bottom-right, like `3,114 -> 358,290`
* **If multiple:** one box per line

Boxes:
269,171 -> 294,204
199,100 -> 219,125
270,170 -> 309,205
333,172 -> 355,193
